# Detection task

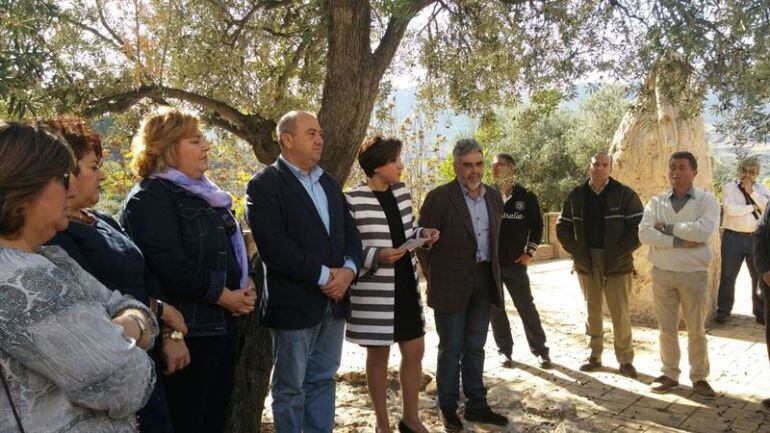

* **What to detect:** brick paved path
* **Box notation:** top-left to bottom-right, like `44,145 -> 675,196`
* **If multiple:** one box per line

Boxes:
263,259 -> 770,432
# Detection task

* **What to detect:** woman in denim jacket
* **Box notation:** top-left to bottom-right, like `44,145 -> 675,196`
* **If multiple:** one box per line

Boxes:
121,108 -> 257,433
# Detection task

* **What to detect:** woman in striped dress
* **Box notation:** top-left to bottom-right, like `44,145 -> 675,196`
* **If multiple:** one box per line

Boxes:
346,136 -> 440,433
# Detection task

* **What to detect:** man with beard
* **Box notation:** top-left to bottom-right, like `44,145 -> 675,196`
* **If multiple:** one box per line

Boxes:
417,138 -> 508,431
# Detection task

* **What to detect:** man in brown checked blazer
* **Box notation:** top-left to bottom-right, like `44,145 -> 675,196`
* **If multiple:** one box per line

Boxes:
417,138 -> 507,431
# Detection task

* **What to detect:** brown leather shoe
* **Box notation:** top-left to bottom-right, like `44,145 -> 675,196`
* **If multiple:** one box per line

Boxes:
693,380 -> 716,399
618,363 -> 638,378
579,357 -> 602,372
651,375 -> 679,393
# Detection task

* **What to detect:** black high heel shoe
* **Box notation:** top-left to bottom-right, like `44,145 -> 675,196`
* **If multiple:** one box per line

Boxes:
398,419 -> 417,433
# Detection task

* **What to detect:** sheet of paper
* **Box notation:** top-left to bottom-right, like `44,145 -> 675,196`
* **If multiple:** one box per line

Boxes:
398,237 -> 427,251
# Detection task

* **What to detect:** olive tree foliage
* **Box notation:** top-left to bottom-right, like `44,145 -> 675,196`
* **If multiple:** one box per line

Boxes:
7,0 -> 770,181
476,84 -> 632,211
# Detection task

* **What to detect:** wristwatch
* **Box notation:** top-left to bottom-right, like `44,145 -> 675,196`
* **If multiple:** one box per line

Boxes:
156,300 -> 165,324
161,330 -> 184,341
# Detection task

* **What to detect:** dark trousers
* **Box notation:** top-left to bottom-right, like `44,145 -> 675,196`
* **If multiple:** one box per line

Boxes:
490,263 -> 549,357
164,327 -> 238,433
717,230 -> 762,318
766,294 -> 770,362
137,348 -> 175,433
434,263 -> 492,411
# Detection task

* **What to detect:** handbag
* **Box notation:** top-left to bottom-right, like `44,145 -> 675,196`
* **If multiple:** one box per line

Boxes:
0,362 -> 26,433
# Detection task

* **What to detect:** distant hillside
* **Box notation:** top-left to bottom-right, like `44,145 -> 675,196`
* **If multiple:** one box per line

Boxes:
389,83 -> 769,174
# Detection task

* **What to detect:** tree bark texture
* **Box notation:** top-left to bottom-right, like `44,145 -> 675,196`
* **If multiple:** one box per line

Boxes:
225,244 -> 272,433
318,0 -> 433,181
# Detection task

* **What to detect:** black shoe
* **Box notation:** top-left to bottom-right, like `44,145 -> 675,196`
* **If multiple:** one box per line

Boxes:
464,405 -> 508,426
762,398 -> 770,410
756,315 -> 766,325
497,352 -> 514,368
579,357 -> 602,372
537,354 -> 553,369
440,407 -> 463,432
715,312 -> 730,324
618,363 -> 638,378
398,419 -> 417,433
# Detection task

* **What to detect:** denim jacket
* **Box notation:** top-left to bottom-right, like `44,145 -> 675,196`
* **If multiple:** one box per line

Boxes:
121,177 -> 246,337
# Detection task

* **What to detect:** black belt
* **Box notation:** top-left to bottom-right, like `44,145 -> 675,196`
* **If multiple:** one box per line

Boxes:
725,229 -> 753,237
475,261 -> 491,268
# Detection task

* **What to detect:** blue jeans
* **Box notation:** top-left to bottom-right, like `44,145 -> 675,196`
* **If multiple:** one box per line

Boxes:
269,301 -> 344,433
434,264 -> 493,411
717,230 -> 762,318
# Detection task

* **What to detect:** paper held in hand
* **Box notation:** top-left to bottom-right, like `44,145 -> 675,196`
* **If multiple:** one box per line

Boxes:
398,237 -> 427,251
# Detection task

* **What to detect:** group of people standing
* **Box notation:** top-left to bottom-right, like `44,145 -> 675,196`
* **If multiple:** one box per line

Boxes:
1,105 -> 769,433
559,151 -> 770,405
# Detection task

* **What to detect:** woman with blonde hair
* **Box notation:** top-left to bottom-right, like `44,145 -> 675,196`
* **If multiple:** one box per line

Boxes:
121,107 -> 257,433
0,121 -> 158,432
346,135 -> 440,433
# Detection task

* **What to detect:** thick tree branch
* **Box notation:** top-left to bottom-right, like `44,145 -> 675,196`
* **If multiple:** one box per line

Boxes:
85,85 -> 279,163
372,0 -> 435,76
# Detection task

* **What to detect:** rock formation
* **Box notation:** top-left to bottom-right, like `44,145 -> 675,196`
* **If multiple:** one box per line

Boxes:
608,64 -> 721,325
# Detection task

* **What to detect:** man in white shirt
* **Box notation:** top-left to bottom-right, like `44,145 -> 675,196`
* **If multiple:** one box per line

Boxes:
639,151 -> 720,398
716,156 -> 770,324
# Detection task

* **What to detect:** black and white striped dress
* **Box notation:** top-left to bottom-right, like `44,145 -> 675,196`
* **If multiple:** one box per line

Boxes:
345,183 -> 425,346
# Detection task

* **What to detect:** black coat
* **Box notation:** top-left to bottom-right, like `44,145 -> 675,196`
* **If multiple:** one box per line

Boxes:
555,177 -> 644,276
245,159 -> 363,330
754,208 -> 770,299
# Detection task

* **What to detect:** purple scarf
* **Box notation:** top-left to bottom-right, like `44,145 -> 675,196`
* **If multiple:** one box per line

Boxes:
151,168 -> 249,289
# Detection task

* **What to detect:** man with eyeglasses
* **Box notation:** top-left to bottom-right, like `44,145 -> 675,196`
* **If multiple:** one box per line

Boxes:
716,156 -> 770,324
488,153 -> 552,370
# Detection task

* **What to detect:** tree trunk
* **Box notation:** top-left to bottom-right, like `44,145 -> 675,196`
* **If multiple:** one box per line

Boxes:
317,0 -> 381,182
318,0 -> 432,182
225,240 -> 272,433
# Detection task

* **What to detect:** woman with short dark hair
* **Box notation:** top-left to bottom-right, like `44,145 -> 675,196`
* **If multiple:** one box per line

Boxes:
0,121 -> 158,432
346,135 -> 440,433
44,116 -> 187,433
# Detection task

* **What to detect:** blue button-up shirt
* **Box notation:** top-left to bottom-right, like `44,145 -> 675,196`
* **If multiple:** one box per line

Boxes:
280,155 -> 357,285
458,179 -> 491,262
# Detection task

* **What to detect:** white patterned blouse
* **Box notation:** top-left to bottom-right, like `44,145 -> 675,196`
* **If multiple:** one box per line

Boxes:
0,245 -> 158,433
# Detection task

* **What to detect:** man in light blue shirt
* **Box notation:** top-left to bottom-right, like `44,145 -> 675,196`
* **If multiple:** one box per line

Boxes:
246,110 -> 362,432
279,154 -> 358,285
417,138 -> 507,430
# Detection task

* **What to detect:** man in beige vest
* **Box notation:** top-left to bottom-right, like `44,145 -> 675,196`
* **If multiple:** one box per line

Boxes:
639,151 -> 720,398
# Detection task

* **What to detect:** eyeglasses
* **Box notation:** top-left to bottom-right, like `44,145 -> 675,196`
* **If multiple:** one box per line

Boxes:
741,167 -> 759,175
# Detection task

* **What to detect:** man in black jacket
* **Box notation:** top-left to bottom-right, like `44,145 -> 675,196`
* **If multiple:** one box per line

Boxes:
488,153 -> 552,369
752,194 -> 770,409
246,110 -> 363,432
556,152 -> 644,377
